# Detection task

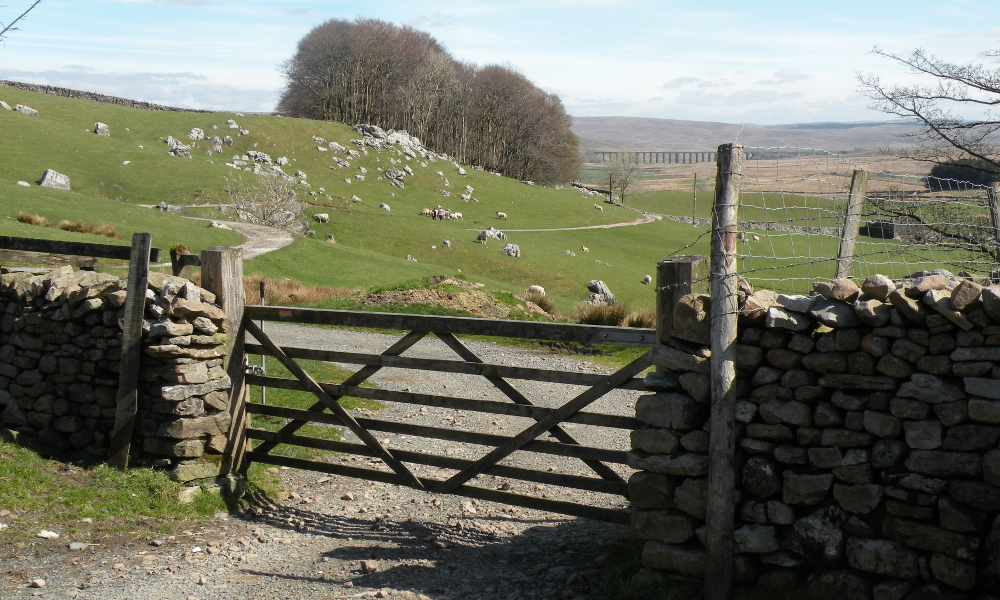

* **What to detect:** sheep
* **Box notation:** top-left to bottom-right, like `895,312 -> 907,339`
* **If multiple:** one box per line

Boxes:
449,212 -> 463,220
581,246 -> 589,252
497,211 -> 507,220
594,204 -> 603,212
421,208 -> 433,216
313,213 -> 329,223
752,234 -> 760,242
525,285 -> 545,296
643,275 -> 652,285
379,203 -> 391,211
444,240 -> 452,248
475,233 -> 488,244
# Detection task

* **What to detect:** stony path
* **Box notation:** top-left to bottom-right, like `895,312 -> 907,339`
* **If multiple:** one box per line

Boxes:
468,215 -> 659,233
0,327 -> 638,600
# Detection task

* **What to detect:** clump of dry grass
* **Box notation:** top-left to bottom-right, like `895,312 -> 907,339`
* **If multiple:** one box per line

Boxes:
577,302 -> 628,326
523,292 -> 554,314
17,212 -> 50,227
58,220 -> 120,239
626,310 -> 656,328
17,212 -> 119,238
243,275 -> 355,306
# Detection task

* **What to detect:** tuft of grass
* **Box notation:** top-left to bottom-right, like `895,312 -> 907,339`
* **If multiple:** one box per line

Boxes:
243,275 -> 354,306
17,211 -> 50,226
56,220 -> 121,239
578,302 -> 628,326
523,291 -> 554,314
626,309 -> 656,328
16,212 -> 120,238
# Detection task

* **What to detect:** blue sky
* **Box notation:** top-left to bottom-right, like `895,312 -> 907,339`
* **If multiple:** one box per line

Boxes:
1,0 -> 998,124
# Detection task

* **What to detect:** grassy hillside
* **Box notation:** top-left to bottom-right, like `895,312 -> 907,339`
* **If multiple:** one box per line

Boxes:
0,87 -> 708,310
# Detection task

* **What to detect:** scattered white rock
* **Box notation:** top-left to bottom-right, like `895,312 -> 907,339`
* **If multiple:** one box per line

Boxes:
15,181 -> 29,187
94,122 -> 110,136
29,579 -> 45,588
0,100 -> 10,110
122,161 -> 130,165
37,530 -> 59,539
38,169 -> 71,190
15,104 -> 37,116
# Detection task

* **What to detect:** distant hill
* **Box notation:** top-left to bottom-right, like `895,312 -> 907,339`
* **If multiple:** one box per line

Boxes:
572,116 -> 924,154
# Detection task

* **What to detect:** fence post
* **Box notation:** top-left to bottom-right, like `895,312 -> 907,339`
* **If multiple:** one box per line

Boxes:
200,246 -> 244,360
656,256 -> 710,347
835,169 -> 869,279
108,233 -> 152,470
704,144 -> 742,600
987,185 -> 1000,270
200,247 -> 248,477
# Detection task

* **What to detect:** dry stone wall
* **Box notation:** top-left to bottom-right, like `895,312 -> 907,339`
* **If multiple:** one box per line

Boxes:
0,80 -> 214,113
631,270 -> 1000,598
0,266 -> 233,483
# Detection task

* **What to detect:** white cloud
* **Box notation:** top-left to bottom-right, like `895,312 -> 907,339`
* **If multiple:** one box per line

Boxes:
663,76 -> 699,89
756,70 -> 814,85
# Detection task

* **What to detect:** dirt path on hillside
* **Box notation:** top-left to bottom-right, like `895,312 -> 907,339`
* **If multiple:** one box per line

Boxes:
470,215 -> 659,233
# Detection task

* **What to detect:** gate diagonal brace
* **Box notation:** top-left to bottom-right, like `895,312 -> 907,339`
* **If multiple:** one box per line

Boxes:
244,320 -> 425,490
433,331 -> 626,486
435,350 -> 653,494
252,329 -> 427,455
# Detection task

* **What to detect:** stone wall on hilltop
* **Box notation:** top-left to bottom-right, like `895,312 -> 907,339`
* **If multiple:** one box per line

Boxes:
0,80 -> 215,113
631,272 -> 1000,597
0,267 -> 233,483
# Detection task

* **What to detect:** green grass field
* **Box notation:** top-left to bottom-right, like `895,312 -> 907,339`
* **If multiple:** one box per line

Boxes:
0,86 -> 983,308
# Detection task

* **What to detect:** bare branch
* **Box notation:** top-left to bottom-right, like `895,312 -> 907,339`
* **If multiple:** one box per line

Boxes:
0,0 -> 43,42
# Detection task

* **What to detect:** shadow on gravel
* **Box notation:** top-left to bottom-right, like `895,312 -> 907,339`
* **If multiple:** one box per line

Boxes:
239,499 -> 624,599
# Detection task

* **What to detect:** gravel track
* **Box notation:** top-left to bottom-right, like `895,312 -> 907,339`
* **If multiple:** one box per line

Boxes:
0,326 -> 638,600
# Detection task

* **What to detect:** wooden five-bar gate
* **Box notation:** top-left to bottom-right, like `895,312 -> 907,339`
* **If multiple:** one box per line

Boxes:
224,307 -> 658,525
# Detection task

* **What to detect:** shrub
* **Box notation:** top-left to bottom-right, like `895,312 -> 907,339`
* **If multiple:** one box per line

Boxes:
523,292 -> 554,314
577,302 -> 628,326
626,310 -> 656,328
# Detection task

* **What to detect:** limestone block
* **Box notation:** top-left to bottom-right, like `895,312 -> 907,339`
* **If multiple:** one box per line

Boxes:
834,484 -> 884,514
937,497 -> 985,533
968,398 -> 1000,424
855,298 -> 892,327
759,399 -> 811,427
929,552 -> 976,590
948,480 -> 1000,512
635,393 -> 704,430
903,420 -> 942,449
785,506 -> 846,565
143,437 -> 205,458
630,428 -> 679,454
734,525 -> 780,553
672,293 -> 710,344
673,478 -> 706,519
629,472 -> 675,510
862,274 -> 896,301
943,425 -> 1000,451
950,279 -> 983,311
904,450 -> 980,477
964,377 -> 1000,400
821,429 -> 872,448
783,471 -> 833,505
845,537 -> 920,578
882,516 -> 979,560
170,457 -> 222,482
864,411 -> 902,438
810,300 -> 859,328
871,439 -> 908,469
742,457 -> 781,498
641,542 -> 704,576
814,278 -> 860,302
631,510 -> 694,544
626,452 -> 708,477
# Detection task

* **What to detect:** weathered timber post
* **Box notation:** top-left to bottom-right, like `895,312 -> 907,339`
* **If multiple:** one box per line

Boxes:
705,144 -> 743,600
200,247 -> 247,477
834,169 -> 869,279
656,256 -> 710,348
108,233 -> 152,469
987,185 -> 1000,268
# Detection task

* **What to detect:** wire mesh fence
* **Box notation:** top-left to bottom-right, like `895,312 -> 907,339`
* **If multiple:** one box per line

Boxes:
732,146 -> 999,294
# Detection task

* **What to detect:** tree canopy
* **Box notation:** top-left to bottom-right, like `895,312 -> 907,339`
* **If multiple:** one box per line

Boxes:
277,18 -> 580,184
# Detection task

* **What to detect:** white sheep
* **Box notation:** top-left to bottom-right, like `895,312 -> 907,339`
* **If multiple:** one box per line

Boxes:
421,208 -> 433,216
313,213 -> 329,223
497,211 -> 507,220
525,285 -> 545,296
643,275 -> 652,285
449,212 -> 463,220
379,203 -> 391,211
444,240 -> 452,248
594,204 -> 603,211
581,246 -> 589,252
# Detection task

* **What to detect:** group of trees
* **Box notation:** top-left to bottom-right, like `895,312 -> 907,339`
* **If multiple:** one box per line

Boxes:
276,18 -> 580,184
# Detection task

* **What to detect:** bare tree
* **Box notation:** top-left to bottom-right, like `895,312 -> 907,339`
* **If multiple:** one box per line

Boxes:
1,0 -> 42,43
224,173 -> 304,231
607,151 -> 640,203
858,47 -> 1000,177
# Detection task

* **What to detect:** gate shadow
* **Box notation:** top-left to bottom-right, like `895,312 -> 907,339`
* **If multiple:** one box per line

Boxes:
238,499 -> 625,599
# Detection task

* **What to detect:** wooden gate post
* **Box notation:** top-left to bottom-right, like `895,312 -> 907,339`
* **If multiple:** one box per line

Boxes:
835,169 -> 869,279
655,256 -> 710,347
987,185 -> 1000,269
108,233 -> 153,470
705,144 -> 743,600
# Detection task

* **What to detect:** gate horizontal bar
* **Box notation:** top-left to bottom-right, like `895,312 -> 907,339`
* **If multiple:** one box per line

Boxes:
244,306 -> 656,347
244,451 -> 631,525
244,343 -> 647,391
246,374 -> 640,429
246,402 -> 628,464
245,428 -> 628,496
